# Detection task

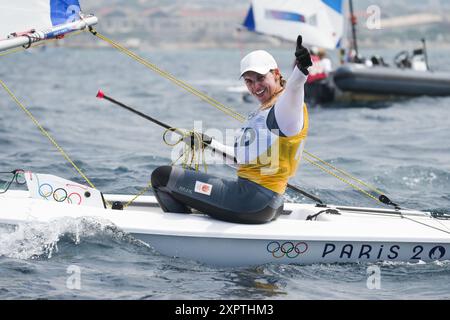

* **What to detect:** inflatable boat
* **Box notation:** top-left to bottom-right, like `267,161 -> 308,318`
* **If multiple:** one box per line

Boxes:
333,63 -> 450,98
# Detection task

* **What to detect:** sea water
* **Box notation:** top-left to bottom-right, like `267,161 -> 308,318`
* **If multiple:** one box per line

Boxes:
0,45 -> 449,299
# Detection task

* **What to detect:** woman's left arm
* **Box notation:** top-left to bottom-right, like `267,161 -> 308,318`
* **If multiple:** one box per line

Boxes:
273,67 -> 307,137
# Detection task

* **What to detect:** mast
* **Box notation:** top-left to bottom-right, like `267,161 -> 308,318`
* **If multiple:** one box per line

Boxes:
349,0 -> 359,60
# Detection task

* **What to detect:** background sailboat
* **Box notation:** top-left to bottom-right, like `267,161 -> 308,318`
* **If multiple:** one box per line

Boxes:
241,0 -> 344,50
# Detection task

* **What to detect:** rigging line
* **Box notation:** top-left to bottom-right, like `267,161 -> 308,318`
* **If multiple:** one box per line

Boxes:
163,128 -> 209,173
118,132 -> 209,210
123,179 -> 153,209
304,150 -> 385,195
430,213 -> 450,232
89,29 -> 246,122
0,171 -> 16,194
402,216 -> 450,235
331,207 -> 450,236
434,219 -> 450,234
303,155 -> 381,204
0,79 -> 97,191
89,30 -> 392,203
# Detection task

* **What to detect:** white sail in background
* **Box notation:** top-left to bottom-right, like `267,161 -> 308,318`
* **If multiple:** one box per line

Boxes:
0,0 -> 97,52
242,0 -> 344,49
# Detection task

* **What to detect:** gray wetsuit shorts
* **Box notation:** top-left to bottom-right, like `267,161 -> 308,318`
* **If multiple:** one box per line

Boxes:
151,166 -> 284,224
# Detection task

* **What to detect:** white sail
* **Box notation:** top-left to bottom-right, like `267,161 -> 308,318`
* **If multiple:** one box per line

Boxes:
242,0 -> 344,49
0,0 -> 97,52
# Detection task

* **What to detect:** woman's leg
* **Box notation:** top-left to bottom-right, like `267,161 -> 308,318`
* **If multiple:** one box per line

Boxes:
151,166 -> 191,213
151,165 -> 284,224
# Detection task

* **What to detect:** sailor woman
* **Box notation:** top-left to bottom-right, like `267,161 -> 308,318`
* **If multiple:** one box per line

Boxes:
151,36 -> 312,224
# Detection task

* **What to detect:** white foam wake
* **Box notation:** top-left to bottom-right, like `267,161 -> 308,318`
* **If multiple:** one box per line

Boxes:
0,217 -> 136,260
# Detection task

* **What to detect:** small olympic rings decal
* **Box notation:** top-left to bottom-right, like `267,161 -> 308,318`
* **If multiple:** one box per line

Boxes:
53,188 -> 68,202
37,182 -> 83,205
39,183 -> 53,198
67,192 -> 82,205
267,241 -> 308,259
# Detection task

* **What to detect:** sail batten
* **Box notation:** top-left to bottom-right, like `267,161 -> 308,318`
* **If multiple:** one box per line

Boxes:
0,0 -> 97,53
242,0 -> 344,50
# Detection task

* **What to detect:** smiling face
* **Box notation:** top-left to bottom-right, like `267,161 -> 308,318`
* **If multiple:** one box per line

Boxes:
243,69 -> 282,104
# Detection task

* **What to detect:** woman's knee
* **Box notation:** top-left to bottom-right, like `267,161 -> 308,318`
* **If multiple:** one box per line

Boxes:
151,166 -> 173,188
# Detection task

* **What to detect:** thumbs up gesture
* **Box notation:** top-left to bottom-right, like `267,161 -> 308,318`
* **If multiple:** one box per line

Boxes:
295,35 -> 312,75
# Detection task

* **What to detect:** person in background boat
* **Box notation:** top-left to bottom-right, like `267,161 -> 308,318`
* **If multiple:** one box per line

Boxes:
347,49 -> 374,67
307,47 -> 332,83
318,48 -> 333,74
370,55 -> 389,67
305,47 -> 335,105
150,35 -> 312,224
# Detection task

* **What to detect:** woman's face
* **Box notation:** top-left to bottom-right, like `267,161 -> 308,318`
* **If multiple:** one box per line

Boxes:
243,70 -> 280,104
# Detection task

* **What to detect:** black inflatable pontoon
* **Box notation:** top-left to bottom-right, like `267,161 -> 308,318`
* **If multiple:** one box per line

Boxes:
333,63 -> 450,97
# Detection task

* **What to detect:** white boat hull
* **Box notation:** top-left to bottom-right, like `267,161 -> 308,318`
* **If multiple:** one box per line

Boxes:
136,234 -> 449,267
1,190 -> 449,266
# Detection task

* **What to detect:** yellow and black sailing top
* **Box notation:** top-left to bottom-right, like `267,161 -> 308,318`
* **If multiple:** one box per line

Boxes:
235,102 -> 308,194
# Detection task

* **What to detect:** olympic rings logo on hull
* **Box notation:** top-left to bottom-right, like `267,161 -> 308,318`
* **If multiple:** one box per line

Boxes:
39,183 -> 83,204
267,241 -> 308,259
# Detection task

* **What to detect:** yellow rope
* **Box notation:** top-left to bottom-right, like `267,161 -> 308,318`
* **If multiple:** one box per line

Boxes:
123,179 -> 154,209
162,128 -> 208,173
304,151 -> 385,195
0,32 -> 120,208
90,29 -> 246,123
89,30 -> 389,205
303,156 -> 381,204
0,79 -> 96,190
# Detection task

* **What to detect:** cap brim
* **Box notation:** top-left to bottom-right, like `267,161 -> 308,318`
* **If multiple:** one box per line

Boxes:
240,66 -> 272,78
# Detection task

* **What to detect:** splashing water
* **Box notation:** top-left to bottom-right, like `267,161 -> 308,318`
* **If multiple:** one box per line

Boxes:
0,217 -> 146,260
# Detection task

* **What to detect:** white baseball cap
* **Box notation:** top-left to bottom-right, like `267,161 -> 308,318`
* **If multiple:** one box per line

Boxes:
240,50 -> 278,77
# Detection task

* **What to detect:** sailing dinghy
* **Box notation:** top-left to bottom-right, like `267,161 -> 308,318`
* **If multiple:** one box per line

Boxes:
1,171 -> 449,267
1,1 -> 449,267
